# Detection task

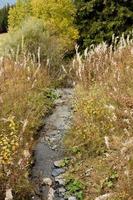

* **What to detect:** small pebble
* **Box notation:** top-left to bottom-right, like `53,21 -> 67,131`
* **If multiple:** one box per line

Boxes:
59,193 -> 64,198
51,145 -> 57,150
42,178 -> 52,186
32,196 -> 41,200
59,187 -> 66,193
68,197 -> 77,200
54,160 -> 63,168
55,178 -> 65,186
48,188 -> 55,200
52,168 -> 65,177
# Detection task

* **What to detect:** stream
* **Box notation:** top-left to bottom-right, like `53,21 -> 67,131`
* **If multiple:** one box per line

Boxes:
31,88 -> 74,200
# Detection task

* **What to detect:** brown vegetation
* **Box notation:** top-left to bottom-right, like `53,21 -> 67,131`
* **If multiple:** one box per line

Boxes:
65,36 -> 133,199
0,55 -> 53,199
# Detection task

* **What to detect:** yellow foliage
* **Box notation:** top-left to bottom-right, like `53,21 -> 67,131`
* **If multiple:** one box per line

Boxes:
8,0 -> 78,50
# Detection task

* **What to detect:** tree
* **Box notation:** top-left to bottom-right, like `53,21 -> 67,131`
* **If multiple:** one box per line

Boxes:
0,5 -> 10,33
75,0 -> 133,49
8,0 -> 78,49
8,0 -> 31,31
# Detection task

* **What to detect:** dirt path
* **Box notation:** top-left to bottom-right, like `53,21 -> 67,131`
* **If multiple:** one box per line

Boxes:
31,88 -> 74,200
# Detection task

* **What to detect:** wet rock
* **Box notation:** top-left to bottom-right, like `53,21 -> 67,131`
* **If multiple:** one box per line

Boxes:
55,98 -> 64,105
59,193 -> 64,198
42,178 -> 52,186
55,177 -> 65,186
54,160 -> 63,168
5,188 -> 13,200
55,174 -> 65,179
34,185 -> 42,196
32,196 -> 41,200
48,188 -> 55,200
52,168 -> 65,177
68,197 -> 77,200
46,130 -> 58,137
51,145 -> 57,150
59,187 -> 66,193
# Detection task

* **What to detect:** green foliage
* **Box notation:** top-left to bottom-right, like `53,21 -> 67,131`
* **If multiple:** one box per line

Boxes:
60,157 -> 70,167
4,17 -> 45,53
2,17 -> 64,66
0,5 -> 10,33
102,171 -> 119,190
66,178 -> 84,200
75,0 -> 133,49
46,89 -> 59,101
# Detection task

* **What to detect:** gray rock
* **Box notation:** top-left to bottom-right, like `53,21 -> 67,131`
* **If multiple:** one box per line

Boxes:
59,187 -> 66,193
52,168 -> 65,177
54,160 -> 63,168
51,145 -> 57,150
47,187 -> 55,200
42,177 -> 52,186
32,196 -> 41,200
59,193 -> 64,198
55,178 -> 65,186
55,174 -> 65,179
68,197 -> 77,200
55,99 -> 64,105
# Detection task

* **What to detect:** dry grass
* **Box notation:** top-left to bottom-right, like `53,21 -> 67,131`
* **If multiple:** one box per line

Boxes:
0,54 -> 53,200
0,33 -> 7,46
65,35 -> 133,200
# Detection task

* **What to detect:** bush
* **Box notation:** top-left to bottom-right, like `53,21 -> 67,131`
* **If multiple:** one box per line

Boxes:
1,17 -> 64,67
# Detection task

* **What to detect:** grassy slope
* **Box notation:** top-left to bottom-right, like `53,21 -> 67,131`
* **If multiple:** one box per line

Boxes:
0,54 -> 54,199
65,39 -> 133,200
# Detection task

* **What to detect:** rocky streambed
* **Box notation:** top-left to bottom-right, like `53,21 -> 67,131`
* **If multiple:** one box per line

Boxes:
31,88 -> 76,200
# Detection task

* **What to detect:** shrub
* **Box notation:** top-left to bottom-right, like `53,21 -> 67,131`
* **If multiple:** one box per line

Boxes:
1,17 -> 64,67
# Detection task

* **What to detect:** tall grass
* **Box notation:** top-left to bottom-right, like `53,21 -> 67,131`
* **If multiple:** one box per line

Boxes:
65,35 -> 133,199
0,53 -> 53,199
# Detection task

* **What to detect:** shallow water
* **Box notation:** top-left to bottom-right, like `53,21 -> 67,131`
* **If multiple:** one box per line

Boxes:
32,88 -> 73,200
